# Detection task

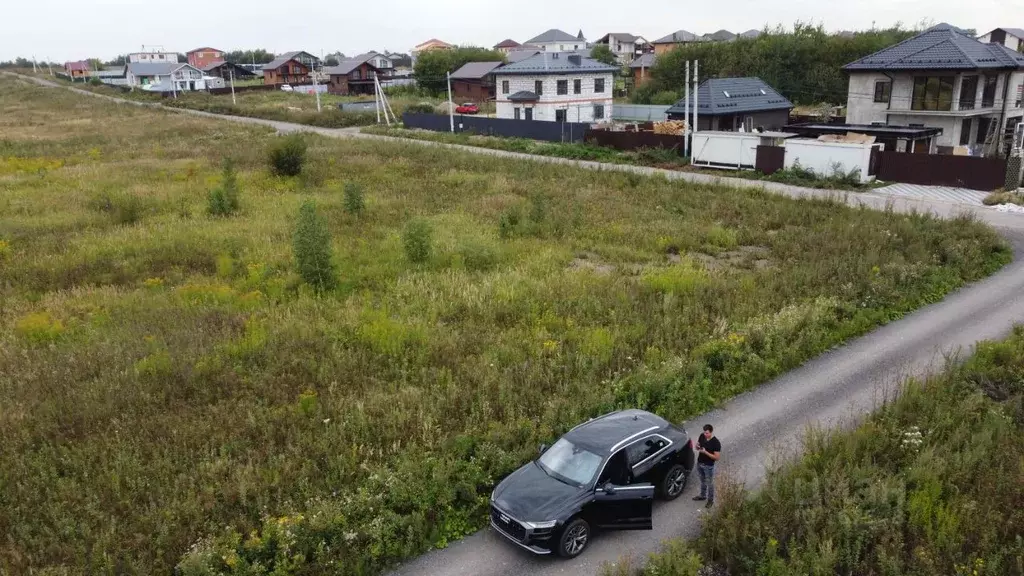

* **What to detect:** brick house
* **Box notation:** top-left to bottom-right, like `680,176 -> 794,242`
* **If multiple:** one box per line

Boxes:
450,61 -> 503,102
629,53 -> 656,86
262,51 -> 320,85
494,52 -> 616,122
325,59 -> 381,96
186,47 -> 225,69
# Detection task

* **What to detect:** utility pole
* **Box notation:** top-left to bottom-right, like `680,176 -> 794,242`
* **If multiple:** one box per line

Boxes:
375,74 -> 382,123
32,56 -> 38,73
447,70 -> 454,133
684,60 -> 690,157
229,66 -> 236,105
313,62 -> 321,112
693,60 -> 699,138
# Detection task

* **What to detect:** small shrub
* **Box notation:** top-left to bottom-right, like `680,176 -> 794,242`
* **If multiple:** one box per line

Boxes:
457,240 -> 499,271
207,158 -> 240,216
343,181 -> 365,215
88,77 -> 103,86
0,239 -> 10,261
498,206 -> 523,239
268,133 -> 307,177
641,260 -> 708,294
292,200 -> 337,292
403,218 -> 433,263
15,311 -> 65,344
706,225 -> 738,249
650,90 -> 680,105
983,189 -> 1024,206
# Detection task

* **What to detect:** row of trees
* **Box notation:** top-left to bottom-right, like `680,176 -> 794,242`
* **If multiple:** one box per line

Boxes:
412,46 -> 507,94
634,23 -> 921,106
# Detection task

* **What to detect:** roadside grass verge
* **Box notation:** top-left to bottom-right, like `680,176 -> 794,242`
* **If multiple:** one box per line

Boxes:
0,76 -> 1012,576
603,327 -> 1024,576
361,125 -> 878,191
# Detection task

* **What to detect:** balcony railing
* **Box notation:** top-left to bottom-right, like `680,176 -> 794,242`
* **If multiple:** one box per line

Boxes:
958,99 -> 976,110
981,97 -> 996,108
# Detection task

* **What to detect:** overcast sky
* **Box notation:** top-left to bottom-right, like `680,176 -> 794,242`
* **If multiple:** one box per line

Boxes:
2,0 -> 1021,62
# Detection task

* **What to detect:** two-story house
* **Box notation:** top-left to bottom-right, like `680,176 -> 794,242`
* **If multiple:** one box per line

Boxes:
666,77 -> 793,130
650,30 -> 702,55
325,59 -> 381,96
125,62 -> 205,91
594,33 -> 650,65
262,51 -> 320,85
128,51 -> 178,64
843,23 -> 1024,155
450,61 -> 503,102
494,52 -> 616,123
493,39 -> 522,54
978,28 -> 1024,53
186,47 -> 225,69
523,29 -> 587,53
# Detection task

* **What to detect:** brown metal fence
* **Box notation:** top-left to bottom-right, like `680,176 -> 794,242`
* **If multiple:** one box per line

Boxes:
873,151 -> 1007,191
584,129 -> 686,156
755,146 -> 785,175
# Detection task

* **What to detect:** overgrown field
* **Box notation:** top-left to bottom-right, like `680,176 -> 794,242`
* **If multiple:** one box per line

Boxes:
607,328 -> 1024,576
0,77 -> 1012,575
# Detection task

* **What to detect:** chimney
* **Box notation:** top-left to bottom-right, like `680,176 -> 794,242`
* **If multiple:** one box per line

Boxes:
568,54 -> 582,66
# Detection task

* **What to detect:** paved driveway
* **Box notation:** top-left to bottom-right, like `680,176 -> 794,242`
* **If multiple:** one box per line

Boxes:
873,183 -> 989,206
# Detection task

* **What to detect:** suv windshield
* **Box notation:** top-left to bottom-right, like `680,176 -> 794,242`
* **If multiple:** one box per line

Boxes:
537,438 -> 603,487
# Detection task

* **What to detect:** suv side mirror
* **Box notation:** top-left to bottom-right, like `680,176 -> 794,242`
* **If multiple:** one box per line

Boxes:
602,482 -> 616,495
538,443 -> 548,455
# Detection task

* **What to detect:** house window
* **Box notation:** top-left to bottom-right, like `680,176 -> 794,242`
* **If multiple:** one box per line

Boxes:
514,107 -> 521,120
593,104 -> 605,119
873,81 -> 890,103
573,79 -> 581,94
960,118 -> 972,146
557,80 -> 568,95
560,45 -> 565,51
981,75 -> 998,107
502,80 -> 509,94
960,76 -> 979,109
535,80 -> 543,95
976,117 -> 990,145
911,76 -> 954,111
594,78 -> 605,93
556,109 -> 567,122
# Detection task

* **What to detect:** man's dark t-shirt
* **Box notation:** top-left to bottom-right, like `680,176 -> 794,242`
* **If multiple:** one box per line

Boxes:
697,436 -> 721,466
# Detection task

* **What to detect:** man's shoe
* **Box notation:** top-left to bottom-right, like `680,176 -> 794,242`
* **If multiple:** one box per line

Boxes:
692,496 -> 706,501
706,500 -> 714,508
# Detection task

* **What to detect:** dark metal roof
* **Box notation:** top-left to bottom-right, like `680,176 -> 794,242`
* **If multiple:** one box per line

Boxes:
844,23 -> 1024,71
202,61 -> 255,75
984,27 -> 1024,39
652,29 -> 700,44
597,32 -> 639,44
629,53 -> 656,69
563,410 -> 669,455
495,52 -> 618,75
451,61 -> 504,79
666,77 -> 793,116
506,49 -> 541,63
784,123 -> 944,139
262,51 -> 319,71
324,59 -> 379,76
494,39 -> 521,48
704,29 -> 736,42
508,90 -> 539,101
127,62 -> 197,76
526,29 -> 582,44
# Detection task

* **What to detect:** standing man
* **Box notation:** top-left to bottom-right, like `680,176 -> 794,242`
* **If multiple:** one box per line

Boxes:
693,424 -> 721,507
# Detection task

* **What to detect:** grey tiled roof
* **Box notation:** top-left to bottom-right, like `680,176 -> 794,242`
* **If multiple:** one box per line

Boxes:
844,23 -> 1024,71
506,49 -> 541,63
526,29 -> 581,44
324,58 -> 378,76
740,29 -> 762,39
703,30 -> 736,41
263,51 -> 318,70
508,90 -> 539,101
494,39 -> 521,48
494,52 -> 617,75
666,77 -> 793,116
127,62 -> 190,76
451,61 -> 504,79
990,27 -> 1024,39
652,30 -> 700,44
598,33 -> 639,44
629,53 -> 656,68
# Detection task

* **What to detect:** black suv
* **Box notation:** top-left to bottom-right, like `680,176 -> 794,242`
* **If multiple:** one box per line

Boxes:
489,409 -> 694,558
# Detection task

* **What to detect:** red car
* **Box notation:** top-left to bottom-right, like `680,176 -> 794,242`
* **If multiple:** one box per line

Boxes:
455,103 -> 479,114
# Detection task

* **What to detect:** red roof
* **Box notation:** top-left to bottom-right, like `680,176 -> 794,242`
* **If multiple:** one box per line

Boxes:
65,61 -> 90,71
186,47 -> 222,54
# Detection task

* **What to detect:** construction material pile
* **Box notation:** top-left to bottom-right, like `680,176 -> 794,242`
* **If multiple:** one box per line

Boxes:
653,120 -> 687,135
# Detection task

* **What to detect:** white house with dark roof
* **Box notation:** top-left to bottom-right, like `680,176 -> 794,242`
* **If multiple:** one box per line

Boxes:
594,33 -> 649,64
125,62 -> 205,91
843,23 -> 1024,155
524,29 -> 587,53
978,28 -> 1024,52
494,52 -> 616,123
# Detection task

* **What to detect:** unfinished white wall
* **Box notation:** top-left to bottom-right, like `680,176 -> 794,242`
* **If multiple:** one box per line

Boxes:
783,139 -> 880,183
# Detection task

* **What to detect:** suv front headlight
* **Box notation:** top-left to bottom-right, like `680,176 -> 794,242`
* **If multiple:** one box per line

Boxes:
524,520 -> 557,529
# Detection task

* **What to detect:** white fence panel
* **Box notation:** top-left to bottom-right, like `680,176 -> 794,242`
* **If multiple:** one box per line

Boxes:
612,104 -> 670,122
